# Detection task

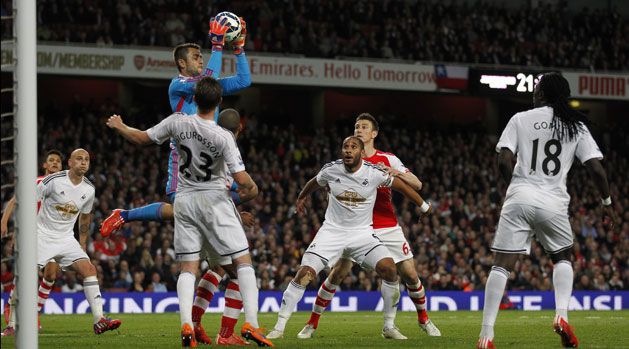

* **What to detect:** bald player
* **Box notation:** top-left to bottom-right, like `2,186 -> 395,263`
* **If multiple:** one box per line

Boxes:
34,149 -> 121,334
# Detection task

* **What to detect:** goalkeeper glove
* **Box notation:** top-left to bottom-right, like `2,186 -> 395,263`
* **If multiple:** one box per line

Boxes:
208,16 -> 229,50
232,17 -> 247,55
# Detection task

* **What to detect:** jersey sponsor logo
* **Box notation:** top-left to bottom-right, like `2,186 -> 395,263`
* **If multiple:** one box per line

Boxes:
81,194 -> 86,200
335,190 -> 366,207
334,178 -> 341,183
54,201 -> 79,219
362,178 -> 369,186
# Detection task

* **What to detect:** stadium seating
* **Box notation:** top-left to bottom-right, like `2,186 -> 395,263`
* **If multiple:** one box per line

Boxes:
1,100 -> 626,293
22,0 -> 628,70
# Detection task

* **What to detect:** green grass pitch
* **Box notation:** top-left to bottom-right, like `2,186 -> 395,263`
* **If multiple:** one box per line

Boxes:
2,310 -> 629,348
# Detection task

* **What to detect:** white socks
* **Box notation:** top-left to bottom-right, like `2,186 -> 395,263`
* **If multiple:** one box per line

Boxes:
381,279 -> 400,329
177,272 -> 196,327
237,264 -> 260,328
553,260 -> 573,321
275,280 -> 306,332
480,266 -> 509,340
83,275 -> 104,323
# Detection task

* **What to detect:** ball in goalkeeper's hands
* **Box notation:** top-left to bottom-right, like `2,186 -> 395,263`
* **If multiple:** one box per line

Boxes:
214,11 -> 242,42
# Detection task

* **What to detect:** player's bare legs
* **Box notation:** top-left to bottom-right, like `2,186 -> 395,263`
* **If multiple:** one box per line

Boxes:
292,256 -> 399,340
72,259 -> 121,334
270,266 -> 318,338
373,257 -> 402,338
478,252 -> 518,349
299,259 -> 350,338
396,259 -> 441,336
301,257 -> 441,339
232,253 -> 273,346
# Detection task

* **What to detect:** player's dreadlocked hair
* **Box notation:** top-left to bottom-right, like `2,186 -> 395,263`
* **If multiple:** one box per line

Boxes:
537,72 -> 590,142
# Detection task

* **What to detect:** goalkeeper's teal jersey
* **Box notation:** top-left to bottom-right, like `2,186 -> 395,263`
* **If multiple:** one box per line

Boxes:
165,51 -> 251,195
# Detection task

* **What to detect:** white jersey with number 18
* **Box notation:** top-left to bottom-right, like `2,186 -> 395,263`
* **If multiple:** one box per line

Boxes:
496,106 -> 603,214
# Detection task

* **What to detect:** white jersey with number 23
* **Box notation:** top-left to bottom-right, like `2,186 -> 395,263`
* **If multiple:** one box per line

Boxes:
147,112 -> 245,195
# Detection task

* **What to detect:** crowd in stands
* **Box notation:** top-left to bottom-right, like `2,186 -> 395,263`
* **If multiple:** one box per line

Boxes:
1,0 -> 626,70
1,99 -> 628,295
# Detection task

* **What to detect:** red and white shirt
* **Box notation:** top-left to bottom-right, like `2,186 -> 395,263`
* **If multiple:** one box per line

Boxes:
36,175 -> 45,212
363,150 -> 410,229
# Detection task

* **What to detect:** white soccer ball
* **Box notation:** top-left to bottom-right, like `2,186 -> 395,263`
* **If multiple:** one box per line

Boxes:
215,11 -> 242,42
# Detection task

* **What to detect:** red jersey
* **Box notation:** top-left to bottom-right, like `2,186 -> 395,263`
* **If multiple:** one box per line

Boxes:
363,150 -> 410,229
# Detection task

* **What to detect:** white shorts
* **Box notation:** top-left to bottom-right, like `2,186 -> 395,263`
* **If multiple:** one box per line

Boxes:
374,225 -> 413,264
174,191 -> 249,262
492,203 -> 573,255
301,224 -> 393,274
37,235 -> 89,269
201,242 -> 234,267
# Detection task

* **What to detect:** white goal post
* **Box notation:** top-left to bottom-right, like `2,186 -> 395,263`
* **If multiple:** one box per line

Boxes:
15,0 -> 39,347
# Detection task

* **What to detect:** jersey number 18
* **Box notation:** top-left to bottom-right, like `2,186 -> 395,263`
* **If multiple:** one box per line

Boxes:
530,139 -> 562,176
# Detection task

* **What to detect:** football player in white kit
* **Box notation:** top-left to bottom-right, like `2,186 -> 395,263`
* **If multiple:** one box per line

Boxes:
299,113 -> 441,340
267,136 -> 433,339
477,73 -> 618,349
36,149 -> 121,334
106,77 -> 273,347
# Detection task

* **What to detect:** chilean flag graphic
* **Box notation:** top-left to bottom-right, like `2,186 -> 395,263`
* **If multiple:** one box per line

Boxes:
434,64 -> 469,90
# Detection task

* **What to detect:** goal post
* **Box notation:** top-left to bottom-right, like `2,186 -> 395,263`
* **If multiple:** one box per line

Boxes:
14,0 -> 38,347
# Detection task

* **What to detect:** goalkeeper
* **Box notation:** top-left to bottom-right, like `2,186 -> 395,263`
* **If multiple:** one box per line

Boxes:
100,16 -> 250,234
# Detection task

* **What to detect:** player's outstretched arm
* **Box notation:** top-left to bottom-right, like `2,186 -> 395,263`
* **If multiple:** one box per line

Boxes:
397,171 -> 422,191
584,158 -> 619,228
497,148 -> 515,183
218,52 -> 251,95
106,114 -> 153,145
384,166 -> 423,191
232,171 -> 259,204
391,177 -> 432,216
296,177 -> 324,215
1,195 -> 16,237
78,212 -> 93,251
